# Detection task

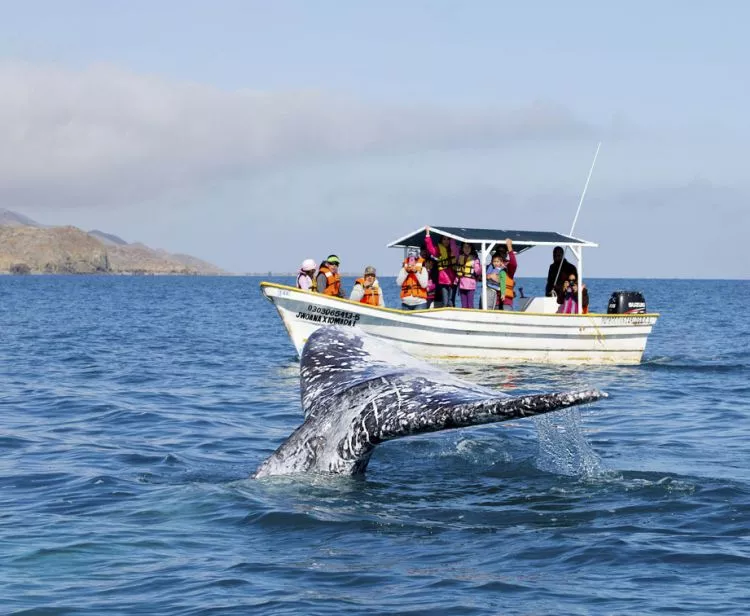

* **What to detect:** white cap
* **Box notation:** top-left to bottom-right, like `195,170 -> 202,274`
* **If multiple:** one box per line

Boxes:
301,258 -> 317,271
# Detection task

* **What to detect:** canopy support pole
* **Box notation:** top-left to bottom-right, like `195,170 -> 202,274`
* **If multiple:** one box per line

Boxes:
570,245 -> 583,314
480,242 -> 497,310
480,242 -> 488,310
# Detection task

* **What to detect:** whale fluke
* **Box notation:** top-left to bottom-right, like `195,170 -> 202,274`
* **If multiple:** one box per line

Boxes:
253,327 -> 607,478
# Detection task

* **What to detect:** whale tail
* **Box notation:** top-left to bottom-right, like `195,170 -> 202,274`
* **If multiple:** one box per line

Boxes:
367,388 -> 607,444
254,327 -> 608,478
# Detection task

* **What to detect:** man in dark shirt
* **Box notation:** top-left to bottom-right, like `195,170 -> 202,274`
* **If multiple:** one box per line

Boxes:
545,246 -> 578,297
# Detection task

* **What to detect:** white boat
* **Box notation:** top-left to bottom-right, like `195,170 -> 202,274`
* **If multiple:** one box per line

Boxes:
261,226 -> 659,365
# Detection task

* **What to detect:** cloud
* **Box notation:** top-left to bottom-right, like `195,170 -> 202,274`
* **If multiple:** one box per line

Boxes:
0,61 -> 589,209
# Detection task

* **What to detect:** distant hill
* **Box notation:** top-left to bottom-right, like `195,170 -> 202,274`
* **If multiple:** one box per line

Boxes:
0,210 -> 225,275
0,209 -> 44,228
168,252 -> 226,272
105,242 -> 225,275
0,225 -> 110,273
88,229 -> 128,246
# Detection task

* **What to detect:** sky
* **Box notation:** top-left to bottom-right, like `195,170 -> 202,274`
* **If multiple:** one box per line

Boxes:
1,0 -> 748,278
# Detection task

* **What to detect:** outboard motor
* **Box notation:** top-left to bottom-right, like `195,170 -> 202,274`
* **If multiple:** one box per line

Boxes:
607,291 -> 646,314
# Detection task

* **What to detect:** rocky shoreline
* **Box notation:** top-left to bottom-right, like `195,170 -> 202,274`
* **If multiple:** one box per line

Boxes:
0,210 -> 225,275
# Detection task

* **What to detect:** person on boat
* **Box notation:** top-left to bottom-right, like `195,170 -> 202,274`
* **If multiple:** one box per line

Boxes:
315,255 -> 344,297
484,253 -> 506,310
557,273 -> 589,314
545,246 -> 578,297
454,242 -> 482,309
495,238 -> 517,310
418,245 -> 439,307
424,258 -> 439,308
424,227 -> 458,308
350,265 -> 385,307
296,258 -> 318,291
396,248 -> 429,310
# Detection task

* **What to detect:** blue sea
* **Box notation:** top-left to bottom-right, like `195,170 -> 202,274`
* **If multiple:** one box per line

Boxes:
1,275 -> 749,615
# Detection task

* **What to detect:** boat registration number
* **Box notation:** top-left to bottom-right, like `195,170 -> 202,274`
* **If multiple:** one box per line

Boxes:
602,316 -> 653,326
295,305 -> 361,327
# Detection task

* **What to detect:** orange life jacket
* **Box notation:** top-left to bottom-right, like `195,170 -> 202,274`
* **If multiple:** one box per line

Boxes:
317,265 -> 341,297
400,258 -> 428,300
504,275 -> 515,301
354,277 -> 381,306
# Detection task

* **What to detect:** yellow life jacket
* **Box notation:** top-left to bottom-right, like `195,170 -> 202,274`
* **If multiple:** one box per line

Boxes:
436,243 -> 455,272
455,254 -> 478,279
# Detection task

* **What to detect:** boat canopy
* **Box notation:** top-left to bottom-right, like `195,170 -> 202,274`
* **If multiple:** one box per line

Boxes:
387,226 -> 597,312
387,226 -> 598,254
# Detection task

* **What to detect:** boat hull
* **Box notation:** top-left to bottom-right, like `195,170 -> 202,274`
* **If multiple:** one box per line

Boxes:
260,282 -> 658,365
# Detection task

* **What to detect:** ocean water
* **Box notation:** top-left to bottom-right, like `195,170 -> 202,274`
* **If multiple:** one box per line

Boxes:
1,275 -> 749,615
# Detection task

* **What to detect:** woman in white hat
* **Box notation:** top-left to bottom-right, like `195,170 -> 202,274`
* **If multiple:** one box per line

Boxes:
296,258 -> 318,291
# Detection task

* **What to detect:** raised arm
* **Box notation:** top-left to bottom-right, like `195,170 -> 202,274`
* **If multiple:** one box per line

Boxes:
506,248 -> 517,279
424,227 -> 438,258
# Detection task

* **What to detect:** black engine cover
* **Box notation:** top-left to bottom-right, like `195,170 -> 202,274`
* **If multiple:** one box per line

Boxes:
607,291 -> 646,314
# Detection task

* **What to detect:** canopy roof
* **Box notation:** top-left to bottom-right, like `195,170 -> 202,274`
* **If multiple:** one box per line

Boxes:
387,226 -> 597,254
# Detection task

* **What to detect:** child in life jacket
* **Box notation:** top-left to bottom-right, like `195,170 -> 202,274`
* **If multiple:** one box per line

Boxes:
484,253 -> 505,310
424,227 -> 458,307
454,242 -> 482,309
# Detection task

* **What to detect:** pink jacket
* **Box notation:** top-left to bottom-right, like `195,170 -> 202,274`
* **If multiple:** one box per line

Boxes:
426,276 -> 436,301
424,235 -> 458,286
558,296 -> 578,314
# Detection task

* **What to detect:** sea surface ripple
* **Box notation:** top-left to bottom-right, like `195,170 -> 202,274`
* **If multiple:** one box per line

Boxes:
1,276 -> 749,615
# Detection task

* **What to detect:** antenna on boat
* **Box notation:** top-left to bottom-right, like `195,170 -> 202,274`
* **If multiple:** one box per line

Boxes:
551,142 -> 601,308
568,141 -> 601,314
570,141 -> 601,236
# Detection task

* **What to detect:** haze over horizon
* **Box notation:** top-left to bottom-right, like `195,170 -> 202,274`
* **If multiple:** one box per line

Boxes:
1,1 -> 747,279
